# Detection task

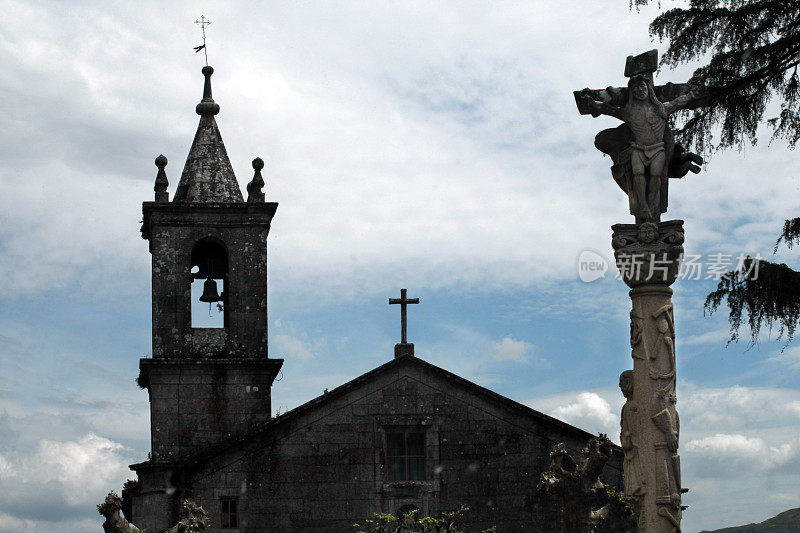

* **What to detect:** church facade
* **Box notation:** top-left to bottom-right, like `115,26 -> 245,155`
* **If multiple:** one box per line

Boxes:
127,66 -> 623,532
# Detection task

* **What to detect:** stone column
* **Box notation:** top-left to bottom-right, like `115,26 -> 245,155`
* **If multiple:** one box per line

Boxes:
612,220 -> 686,532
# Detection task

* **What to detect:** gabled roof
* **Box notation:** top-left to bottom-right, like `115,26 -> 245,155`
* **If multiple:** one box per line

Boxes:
132,354 -> 615,473
172,66 -> 244,204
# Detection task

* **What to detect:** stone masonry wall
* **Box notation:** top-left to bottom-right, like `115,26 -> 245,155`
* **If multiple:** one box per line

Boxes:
142,358 -> 281,460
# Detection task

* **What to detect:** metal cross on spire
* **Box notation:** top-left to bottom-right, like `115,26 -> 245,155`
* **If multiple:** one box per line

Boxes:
389,288 -> 419,344
194,15 -> 212,66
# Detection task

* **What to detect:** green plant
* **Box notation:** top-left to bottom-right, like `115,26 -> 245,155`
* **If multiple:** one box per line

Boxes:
353,504 -> 495,533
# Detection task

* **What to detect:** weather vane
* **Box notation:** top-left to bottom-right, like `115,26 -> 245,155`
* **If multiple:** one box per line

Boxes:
194,15 -> 212,66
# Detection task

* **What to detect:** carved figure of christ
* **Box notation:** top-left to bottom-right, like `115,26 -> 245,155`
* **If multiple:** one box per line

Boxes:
582,78 -> 696,221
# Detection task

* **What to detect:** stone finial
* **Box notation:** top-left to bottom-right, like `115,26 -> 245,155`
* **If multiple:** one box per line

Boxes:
246,157 -> 266,203
154,154 -> 169,202
196,66 -> 220,116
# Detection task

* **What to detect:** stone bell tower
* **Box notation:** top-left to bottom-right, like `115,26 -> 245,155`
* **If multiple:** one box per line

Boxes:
131,66 -> 283,528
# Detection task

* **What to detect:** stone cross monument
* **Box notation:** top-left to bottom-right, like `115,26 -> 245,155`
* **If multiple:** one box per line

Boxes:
574,49 -> 707,532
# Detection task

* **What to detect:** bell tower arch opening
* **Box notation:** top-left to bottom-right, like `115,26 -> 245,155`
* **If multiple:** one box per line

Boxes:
190,238 -> 228,328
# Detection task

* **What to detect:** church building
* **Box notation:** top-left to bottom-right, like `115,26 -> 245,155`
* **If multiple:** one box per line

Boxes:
127,66 -> 623,532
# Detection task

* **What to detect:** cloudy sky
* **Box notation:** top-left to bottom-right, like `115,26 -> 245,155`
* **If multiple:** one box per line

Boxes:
1,0 -> 799,531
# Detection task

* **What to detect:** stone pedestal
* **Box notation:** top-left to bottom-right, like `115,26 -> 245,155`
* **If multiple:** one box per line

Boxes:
613,220 -> 685,532
394,342 -> 415,358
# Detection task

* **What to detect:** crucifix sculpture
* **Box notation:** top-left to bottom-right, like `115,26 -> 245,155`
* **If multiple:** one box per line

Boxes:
574,50 -> 706,533
574,49 -> 705,224
389,288 -> 419,358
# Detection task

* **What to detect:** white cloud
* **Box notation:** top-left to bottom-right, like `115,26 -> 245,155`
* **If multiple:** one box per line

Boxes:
681,385 -> 800,431
0,434 -> 132,508
37,435 -> 129,505
490,336 -> 532,362
687,433 -> 765,455
548,392 -> 620,438
0,429 -> 134,531
685,433 -> 796,471
677,388 -> 800,492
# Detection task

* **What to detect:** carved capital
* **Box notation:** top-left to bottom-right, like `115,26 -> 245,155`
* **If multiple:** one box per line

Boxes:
612,220 -> 684,288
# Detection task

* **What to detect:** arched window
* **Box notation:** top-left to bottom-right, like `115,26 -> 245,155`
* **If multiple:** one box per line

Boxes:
190,238 -> 228,328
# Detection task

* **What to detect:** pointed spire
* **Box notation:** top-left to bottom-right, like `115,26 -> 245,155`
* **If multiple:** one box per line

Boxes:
172,67 -> 244,203
154,155 -> 169,202
247,157 -> 266,203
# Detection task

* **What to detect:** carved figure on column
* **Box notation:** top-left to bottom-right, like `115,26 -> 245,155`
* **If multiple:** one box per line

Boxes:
651,386 -> 683,531
574,49 -> 707,224
649,304 -> 676,380
630,311 -> 644,360
619,370 -> 645,502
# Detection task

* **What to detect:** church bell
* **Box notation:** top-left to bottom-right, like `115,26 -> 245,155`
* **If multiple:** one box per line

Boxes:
199,277 -> 223,303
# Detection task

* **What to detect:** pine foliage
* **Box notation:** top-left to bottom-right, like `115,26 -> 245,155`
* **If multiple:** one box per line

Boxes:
775,217 -> 800,251
633,0 -> 800,151
705,256 -> 800,344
